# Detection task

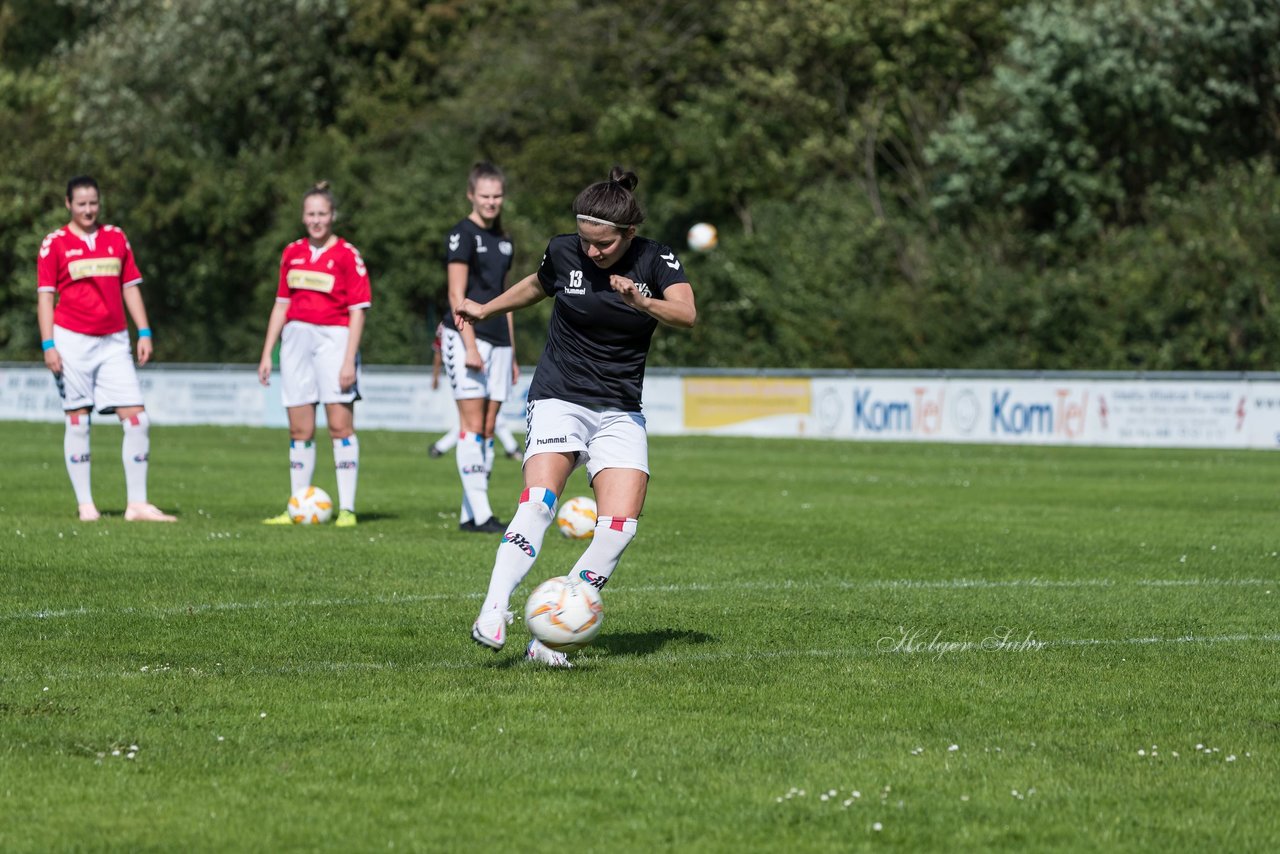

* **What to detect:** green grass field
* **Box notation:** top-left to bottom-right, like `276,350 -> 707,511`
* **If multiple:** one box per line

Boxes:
1,422 -> 1277,852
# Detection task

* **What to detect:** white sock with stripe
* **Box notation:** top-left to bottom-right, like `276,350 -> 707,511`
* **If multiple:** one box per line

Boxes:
121,412 -> 152,504
64,413 -> 93,505
569,517 -> 638,591
333,435 -> 359,512
482,487 -> 557,612
289,440 -> 316,494
456,432 -> 494,524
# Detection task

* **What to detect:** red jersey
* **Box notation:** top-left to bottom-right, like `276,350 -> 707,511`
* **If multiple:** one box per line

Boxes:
37,224 -> 143,336
276,238 -> 372,327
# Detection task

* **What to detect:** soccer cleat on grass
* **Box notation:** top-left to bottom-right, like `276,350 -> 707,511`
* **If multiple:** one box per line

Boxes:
526,638 -> 573,668
125,502 -> 177,522
335,509 -> 357,528
262,510 -> 294,525
506,450 -> 524,462
468,515 -> 506,534
78,503 -> 101,522
471,608 -> 513,651
428,445 -> 444,459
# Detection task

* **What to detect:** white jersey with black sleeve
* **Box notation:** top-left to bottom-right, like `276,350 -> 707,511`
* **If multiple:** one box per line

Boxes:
529,234 -> 689,410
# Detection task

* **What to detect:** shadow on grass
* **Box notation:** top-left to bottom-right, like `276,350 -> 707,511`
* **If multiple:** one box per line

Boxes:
593,628 -> 716,658
485,629 -> 716,669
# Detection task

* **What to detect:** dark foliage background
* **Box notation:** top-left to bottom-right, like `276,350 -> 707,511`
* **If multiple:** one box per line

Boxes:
2,0 -> 1277,370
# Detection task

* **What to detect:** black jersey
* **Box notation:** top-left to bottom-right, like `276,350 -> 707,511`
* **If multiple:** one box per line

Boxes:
529,234 -> 689,410
441,217 -> 514,345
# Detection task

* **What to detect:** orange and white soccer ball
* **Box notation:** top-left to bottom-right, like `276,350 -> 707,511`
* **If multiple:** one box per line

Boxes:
556,495 -> 597,539
524,576 -> 604,651
288,485 -> 333,525
686,222 -> 718,251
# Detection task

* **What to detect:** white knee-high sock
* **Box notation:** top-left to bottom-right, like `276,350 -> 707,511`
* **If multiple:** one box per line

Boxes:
333,435 -> 359,512
569,517 -> 638,591
121,412 -> 152,503
456,431 -> 493,523
434,429 -> 460,455
64,413 -> 93,505
496,423 -> 518,456
482,487 -> 557,612
289,440 -> 316,494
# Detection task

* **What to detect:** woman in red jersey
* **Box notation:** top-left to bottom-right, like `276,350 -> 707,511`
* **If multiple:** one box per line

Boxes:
258,182 -> 372,527
37,175 -> 177,523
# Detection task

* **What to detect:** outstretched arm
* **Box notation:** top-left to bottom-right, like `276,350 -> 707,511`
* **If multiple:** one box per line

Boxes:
455,273 -> 546,327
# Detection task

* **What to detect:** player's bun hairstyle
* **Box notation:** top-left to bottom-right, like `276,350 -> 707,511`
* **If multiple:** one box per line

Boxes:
573,165 -> 645,229
302,181 -> 337,216
65,175 -> 99,201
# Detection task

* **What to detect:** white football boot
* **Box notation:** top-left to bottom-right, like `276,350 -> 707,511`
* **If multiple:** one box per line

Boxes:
525,639 -> 573,668
471,608 -> 513,651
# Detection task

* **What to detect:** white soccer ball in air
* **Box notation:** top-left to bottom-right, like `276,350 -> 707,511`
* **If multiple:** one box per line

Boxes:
288,485 -> 333,525
556,495 -> 597,539
525,576 -> 604,651
686,222 -> 718,251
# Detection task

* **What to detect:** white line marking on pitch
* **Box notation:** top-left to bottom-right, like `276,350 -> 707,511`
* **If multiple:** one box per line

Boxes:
0,577 -> 1273,623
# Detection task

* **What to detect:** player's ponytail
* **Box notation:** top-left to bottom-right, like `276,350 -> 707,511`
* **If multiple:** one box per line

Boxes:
574,165 -> 644,230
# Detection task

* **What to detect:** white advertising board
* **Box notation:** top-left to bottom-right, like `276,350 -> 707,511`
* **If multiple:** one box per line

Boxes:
3,364 -> 1278,450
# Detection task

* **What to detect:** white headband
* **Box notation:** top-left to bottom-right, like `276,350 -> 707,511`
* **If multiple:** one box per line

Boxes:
576,214 -> 630,229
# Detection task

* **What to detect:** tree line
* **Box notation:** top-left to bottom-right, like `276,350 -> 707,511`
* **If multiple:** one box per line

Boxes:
2,0 -> 1277,371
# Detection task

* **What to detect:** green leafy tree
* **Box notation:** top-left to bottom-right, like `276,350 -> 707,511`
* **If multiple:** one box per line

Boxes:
928,0 -> 1280,246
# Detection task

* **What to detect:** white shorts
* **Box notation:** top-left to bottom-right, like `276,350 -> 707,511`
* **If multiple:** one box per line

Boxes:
52,325 -> 143,414
279,320 -> 361,408
524,398 -> 649,481
442,327 -> 512,402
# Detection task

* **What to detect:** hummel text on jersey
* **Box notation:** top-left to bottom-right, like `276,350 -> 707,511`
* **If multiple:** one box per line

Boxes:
566,270 -> 585,295
536,436 -> 568,445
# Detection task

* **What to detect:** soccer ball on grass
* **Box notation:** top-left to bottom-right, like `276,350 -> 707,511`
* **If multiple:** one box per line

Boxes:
288,485 -> 333,525
556,495 -> 597,539
525,576 -> 604,651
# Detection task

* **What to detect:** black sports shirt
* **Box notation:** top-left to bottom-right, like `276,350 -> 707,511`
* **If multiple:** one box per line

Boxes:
441,218 -> 514,346
529,234 -> 689,410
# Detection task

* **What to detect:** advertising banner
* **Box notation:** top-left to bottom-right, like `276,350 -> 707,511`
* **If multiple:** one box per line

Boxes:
3,364 -> 1278,450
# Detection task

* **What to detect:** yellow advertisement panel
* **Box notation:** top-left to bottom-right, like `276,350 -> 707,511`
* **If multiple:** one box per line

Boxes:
683,377 -> 811,429
287,270 -> 336,293
68,257 -> 122,280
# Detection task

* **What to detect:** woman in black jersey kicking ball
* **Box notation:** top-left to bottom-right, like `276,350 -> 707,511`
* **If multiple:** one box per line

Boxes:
455,166 -> 697,667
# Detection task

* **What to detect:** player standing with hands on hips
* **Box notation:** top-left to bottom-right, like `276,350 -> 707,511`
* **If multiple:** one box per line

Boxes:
258,182 -> 371,527
37,175 -> 176,522
456,166 -> 697,667
440,162 -> 519,533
